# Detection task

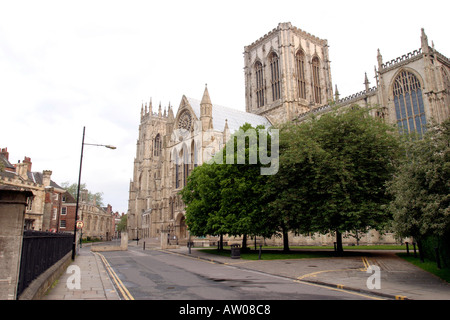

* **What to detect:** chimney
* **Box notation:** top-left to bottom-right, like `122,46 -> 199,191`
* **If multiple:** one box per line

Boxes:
81,189 -> 89,203
42,170 -> 52,187
16,162 -> 28,180
0,148 -> 9,160
23,157 -> 32,172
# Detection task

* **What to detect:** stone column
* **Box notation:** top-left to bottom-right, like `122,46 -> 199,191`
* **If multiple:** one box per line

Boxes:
0,186 -> 33,300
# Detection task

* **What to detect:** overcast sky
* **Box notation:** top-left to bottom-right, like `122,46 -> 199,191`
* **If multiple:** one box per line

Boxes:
1,0 -> 448,214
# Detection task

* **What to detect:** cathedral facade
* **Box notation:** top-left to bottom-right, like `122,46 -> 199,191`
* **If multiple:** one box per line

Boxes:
127,22 -> 449,245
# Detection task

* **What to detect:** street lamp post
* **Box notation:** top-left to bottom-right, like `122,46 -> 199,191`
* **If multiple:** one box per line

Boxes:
72,126 -> 116,260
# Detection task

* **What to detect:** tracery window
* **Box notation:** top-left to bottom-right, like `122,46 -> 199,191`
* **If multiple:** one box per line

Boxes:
154,134 -> 162,156
296,50 -> 306,99
255,61 -> 265,107
270,52 -> 281,101
393,71 -> 426,135
312,57 -> 322,104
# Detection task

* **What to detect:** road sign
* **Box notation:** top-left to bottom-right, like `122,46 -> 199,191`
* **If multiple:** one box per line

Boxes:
76,221 -> 84,229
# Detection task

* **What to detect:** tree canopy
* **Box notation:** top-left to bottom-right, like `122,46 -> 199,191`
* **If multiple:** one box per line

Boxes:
60,181 -> 104,207
387,118 -> 450,259
181,106 -> 404,253
266,105 -> 403,253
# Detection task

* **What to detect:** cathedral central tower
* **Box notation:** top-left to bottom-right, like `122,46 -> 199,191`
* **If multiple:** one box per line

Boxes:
244,22 -> 334,124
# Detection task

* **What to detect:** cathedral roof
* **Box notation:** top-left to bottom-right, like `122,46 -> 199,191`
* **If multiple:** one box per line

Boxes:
186,97 -> 271,133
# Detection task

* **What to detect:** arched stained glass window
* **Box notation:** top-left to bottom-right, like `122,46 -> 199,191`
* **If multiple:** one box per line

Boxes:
255,61 -> 265,108
393,71 -> 426,135
296,50 -> 306,99
269,52 -> 281,102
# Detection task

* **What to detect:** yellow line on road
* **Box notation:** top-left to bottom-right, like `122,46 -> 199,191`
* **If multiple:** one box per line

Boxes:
293,280 -> 385,300
94,252 -> 134,300
361,257 -> 369,271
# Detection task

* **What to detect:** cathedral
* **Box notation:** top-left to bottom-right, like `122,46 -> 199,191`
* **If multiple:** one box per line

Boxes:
127,22 -> 449,245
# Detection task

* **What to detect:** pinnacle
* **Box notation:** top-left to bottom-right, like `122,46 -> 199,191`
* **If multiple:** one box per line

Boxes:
201,84 -> 212,105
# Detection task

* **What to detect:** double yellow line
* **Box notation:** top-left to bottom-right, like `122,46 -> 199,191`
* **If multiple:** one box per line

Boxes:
94,252 -> 134,300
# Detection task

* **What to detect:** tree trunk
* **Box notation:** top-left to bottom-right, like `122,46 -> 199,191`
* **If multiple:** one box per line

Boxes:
219,234 -> 223,251
242,234 -> 248,252
282,227 -> 289,253
417,239 -> 425,263
335,230 -> 344,255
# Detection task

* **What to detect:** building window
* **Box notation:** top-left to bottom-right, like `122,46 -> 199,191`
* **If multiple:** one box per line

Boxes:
393,71 -> 426,135
312,57 -> 322,104
60,220 -> 66,228
270,52 -> 281,101
255,61 -> 265,107
154,134 -> 162,156
296,50 -> 306,99
61,207 -> 67,215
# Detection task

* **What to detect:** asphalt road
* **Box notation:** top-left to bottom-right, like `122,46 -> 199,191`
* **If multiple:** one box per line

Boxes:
100,246 -> 381,301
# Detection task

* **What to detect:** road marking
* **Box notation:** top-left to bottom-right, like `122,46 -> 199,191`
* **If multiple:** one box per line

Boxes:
94,252 -> 134,300
395,295 -> 407,300
361,257 -> 370,271
293,280 -> 385,300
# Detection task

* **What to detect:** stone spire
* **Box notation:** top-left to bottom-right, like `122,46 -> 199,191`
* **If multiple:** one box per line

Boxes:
364,72 -> 370,91
168,102 -> 174,121
200,84 -> 213,130
334,85 -> 340,102
377,48 -> 383,69
223,119 -> 230,144
421,28 -> 430,54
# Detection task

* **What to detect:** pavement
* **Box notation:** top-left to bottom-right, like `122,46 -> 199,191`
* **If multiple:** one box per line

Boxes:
42,239 -> 450,300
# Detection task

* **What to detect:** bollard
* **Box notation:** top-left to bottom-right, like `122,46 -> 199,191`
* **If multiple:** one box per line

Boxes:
258,245 -> 262,260
143,241 -> 145,250
406,242 -> 409,256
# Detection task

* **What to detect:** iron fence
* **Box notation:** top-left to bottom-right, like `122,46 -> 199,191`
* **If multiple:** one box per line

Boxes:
17,230 -> 73,297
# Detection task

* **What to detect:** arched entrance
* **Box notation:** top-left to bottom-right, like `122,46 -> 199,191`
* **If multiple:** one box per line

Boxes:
176,213 -> 187,240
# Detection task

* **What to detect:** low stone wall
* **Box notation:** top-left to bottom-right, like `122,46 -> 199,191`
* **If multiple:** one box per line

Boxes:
18,252 -> 72,300
90,232 -> 128,252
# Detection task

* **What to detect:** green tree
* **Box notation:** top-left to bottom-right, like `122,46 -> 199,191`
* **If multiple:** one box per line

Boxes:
180,123 -> 276,250
180,162 -> 223,240
268,105 -> 403,254
117,214 -> 128,233
214,123 -> 276,249
60,181 -> 104,207
387,118 -> 450,262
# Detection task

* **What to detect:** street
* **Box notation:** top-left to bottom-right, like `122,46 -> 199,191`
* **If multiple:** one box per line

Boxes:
98,245 -> 381,300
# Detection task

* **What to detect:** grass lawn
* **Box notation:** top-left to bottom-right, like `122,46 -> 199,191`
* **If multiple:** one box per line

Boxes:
397,253 -> 450,283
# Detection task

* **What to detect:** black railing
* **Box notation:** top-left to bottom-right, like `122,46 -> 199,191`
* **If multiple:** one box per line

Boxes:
17,230 -> 73,297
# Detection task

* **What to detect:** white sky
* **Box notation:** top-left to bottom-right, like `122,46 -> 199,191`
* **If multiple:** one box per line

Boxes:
1,0 -> 448,214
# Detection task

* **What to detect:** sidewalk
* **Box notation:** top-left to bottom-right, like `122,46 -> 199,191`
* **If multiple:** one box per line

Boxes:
43,246 -> 119,300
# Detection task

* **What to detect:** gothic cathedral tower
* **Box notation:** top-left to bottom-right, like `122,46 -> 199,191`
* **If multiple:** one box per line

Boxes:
244,22 -> 334,124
